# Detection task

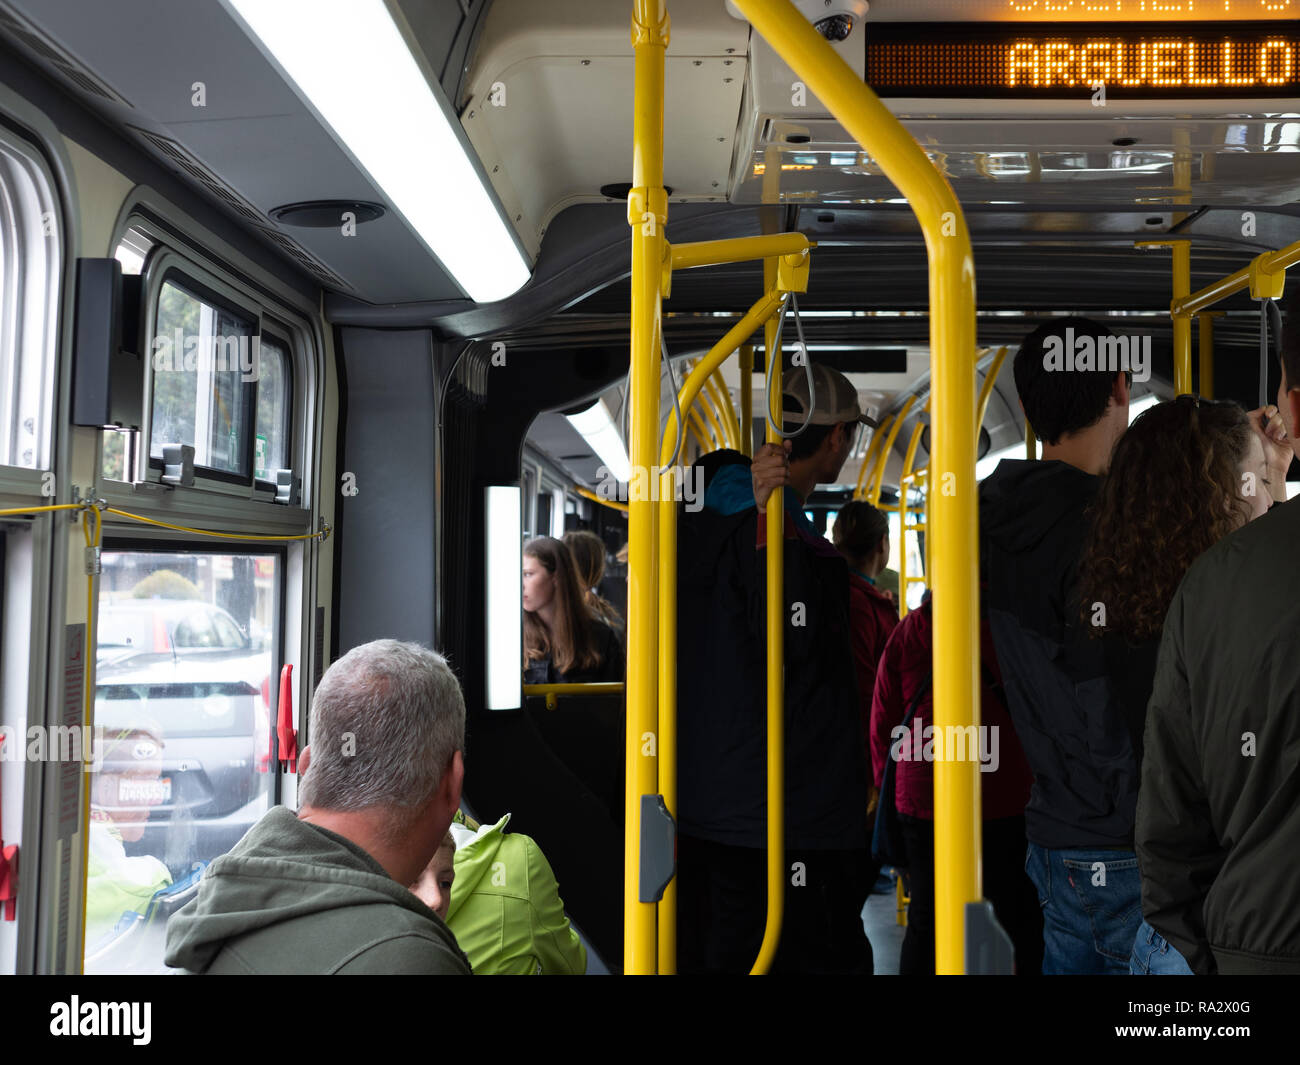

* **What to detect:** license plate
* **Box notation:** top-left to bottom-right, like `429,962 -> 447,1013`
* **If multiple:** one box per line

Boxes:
118,776 -> 171,804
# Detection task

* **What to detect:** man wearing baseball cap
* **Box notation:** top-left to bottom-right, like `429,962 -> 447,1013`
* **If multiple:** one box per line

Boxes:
676,361 -> 878,974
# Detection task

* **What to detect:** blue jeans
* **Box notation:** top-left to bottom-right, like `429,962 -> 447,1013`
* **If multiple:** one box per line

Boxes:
1024,841 -> 1143,974
1130,918 -> 1194,975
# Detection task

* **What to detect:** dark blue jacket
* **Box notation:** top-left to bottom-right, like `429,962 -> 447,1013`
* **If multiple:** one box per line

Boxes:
979,459 -> 1137,849
676,464 -> 869,850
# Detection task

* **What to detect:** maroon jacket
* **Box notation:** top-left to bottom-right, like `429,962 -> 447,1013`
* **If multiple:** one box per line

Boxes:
870,598 -> 1033,821
847,572 -> 898,768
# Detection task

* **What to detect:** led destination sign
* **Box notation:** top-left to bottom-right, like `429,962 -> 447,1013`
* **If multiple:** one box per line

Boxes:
865,22 -> 1300,97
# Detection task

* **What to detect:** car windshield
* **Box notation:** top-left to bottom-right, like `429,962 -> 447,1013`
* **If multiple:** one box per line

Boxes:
96,682 -> 258,739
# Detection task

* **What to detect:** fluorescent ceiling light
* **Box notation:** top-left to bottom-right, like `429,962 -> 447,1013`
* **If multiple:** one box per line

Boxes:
566,401 -> 631,483
225,0 -> 530,303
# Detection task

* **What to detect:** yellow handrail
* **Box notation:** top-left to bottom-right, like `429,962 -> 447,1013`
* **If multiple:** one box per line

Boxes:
869,395 -> 916,506
976,347 -> 1008,433
703,373 -> 740,450
1197,311 -> 1223,399
523,682 -> 625,710
897,400 -> 930,619
854,414 -> 894,500
670,233 -> 813,272
686,407 -> 715,452
736,0 -> 979,975
656,289 -> 787,974
1171,239 -> 1300,318
624,0 -> 669,976
695,370 -> 731,451
739,343 -> 754,457
575,485 -> 629,513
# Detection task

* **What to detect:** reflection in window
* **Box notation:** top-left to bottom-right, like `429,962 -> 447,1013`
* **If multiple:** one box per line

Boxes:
149,280 -> 253,477
254,336 -> 291,479
85,549 -> 280,974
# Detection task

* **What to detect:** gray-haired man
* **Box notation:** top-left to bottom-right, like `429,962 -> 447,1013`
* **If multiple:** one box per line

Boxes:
165,640 -> 470,974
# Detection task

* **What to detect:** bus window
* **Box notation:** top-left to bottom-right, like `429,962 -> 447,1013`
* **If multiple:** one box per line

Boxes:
85,549 -> 281,974
254,334 -> 292,480
148,280 -> 255,479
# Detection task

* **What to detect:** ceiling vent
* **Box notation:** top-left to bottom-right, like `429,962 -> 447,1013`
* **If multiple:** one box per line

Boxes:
124,125 -> 352,292
0,4 -> 132,108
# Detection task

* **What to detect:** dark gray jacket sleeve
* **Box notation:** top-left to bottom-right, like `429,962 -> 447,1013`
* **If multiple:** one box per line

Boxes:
1135,588 -> 1225,975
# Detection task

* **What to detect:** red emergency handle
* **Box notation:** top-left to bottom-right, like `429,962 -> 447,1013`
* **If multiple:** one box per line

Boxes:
0,843 -> 17,922
277,664 -> 298,774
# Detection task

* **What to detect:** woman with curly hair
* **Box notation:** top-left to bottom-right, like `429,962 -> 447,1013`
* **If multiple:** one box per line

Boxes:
1079,395 -> 1287,768
1079,394 -> 1290,977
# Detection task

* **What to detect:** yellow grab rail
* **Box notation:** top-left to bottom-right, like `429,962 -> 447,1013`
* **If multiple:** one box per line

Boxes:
1197,311 -> 1223,399
897,400 -> 930,619
1171,239 -> 1300,318
854,413 -> 894,500
523,682 -> 626,710
670,233 -> 813,273
869,395 -> 916,506
703,372 -> 740,450
739,343 -> 754,456
656,289 -> 787,974
976,346 -> 1009,433
736,0 -> 979,975
624,0 -> 669,976
575,485 -> 629,513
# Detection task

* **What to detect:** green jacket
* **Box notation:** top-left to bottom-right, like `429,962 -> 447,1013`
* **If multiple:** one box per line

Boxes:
164,806 -> 470,975
447,814 -> 586,975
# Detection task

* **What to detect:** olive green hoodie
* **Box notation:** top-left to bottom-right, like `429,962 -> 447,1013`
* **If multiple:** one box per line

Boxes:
164,806 -> 470,975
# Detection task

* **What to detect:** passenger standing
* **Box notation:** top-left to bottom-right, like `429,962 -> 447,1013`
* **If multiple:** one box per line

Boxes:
1078,394 -> 1287,974
1137,292 -> 1300,975
675,364 -> 877,974
870,595 -> 1039,975
831,501 -> 898,777
522,536 -> 623,684
978,317 -> 1135,974
563,529 -> 625,634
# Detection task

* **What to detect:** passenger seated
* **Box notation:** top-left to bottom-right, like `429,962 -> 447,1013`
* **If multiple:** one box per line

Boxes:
85,718 -> 172,956
410,831 -> 456,921
164,639 -> 471,974
522,536 -> 622,684
420,811 -> 587,975
1134,293 -> 1299,975
1078,393 -> 1286,974
563,529 -> 625,634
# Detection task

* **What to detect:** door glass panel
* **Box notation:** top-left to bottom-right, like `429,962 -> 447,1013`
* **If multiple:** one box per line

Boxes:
85,549 -> 280,973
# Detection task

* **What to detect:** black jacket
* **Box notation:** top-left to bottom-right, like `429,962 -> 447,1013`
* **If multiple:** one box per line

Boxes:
1137,497 -> 1300,975
523,620 -> 624,685
676,498 -> 869,851
979,459 -> 1138,849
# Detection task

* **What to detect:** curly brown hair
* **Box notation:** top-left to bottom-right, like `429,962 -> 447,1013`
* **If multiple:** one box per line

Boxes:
1078,395 -> 1254,643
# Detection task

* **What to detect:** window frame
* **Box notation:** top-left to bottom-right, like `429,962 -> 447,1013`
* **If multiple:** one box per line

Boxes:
146,266 -> 261,486
253,328 -> 294,487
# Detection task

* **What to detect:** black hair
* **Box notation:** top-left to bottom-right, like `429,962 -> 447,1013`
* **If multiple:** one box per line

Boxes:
1012,316 -> 1127,446
833,501 -> 889,559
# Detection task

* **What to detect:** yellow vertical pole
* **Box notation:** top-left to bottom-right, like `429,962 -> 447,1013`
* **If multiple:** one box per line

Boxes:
1025,422 -> 1037,460
751,256 -> 784,975
656,449 -> 677,973
855,414 -> 894,500
687,407 -> 716,452
869,395 -> 916,506
1172,241 -> 1192,395
739,344 -> 754,456
625,0 -> 668,976
703,374 -> 738,449
711,369 -> 743,451
1197,312 -> 1221,399
735,0 -> 978,975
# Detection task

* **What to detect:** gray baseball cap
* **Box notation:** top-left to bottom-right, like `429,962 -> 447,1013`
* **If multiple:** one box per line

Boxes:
782,363 -> 878,429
